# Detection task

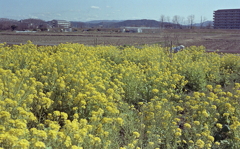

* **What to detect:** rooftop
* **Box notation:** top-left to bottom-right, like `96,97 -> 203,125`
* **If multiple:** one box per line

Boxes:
214,8 -> 240,12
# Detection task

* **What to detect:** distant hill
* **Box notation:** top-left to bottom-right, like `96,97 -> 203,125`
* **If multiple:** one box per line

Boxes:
110,19 -> 160,28
70,20 -> 123,28
70,19 -> 213,29
70,21 -> 85,28
193,21 -> 213,27
0,18 -> 18,22
77,19 -> 162,28
85,20 -> 123,24
84,21 -> 119,28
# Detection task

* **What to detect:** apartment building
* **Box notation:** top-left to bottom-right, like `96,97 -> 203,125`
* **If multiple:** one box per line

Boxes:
51,20 -> 71,28
213,9 -> 240,29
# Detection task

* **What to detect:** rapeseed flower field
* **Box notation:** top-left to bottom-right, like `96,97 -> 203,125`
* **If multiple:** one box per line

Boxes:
1,41 -> 240,148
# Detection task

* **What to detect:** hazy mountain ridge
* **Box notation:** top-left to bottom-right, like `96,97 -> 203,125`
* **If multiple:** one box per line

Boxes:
0,18 -> 213,30
71,19 -> 213,28
193,21 -> 213,27
70,19 -> 165,28
85,20 -> 123,24
109,19 -> 161,28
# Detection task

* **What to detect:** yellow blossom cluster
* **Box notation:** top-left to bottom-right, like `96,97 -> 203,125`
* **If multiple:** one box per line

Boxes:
1,41 -> 240,148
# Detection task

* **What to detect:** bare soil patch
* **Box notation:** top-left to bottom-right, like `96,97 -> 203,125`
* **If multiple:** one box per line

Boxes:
1,29 -> 240,53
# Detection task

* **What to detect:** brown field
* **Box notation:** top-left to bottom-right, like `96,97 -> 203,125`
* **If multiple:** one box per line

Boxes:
1,29 -> 240,53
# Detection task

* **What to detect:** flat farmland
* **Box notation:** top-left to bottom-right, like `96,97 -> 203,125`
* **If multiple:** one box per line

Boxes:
1,29 -> 240,53
0,32 -> 163,46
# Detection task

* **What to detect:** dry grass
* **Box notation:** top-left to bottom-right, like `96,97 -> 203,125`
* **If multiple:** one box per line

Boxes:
1,29 -> 240,53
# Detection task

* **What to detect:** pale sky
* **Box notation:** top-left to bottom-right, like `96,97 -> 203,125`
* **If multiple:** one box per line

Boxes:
1,0 -> 240,23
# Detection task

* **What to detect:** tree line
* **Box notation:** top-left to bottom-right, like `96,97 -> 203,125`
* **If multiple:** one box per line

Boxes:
159,14 -> 213,29
0,18 -> 48,31
0,16 -> 213,32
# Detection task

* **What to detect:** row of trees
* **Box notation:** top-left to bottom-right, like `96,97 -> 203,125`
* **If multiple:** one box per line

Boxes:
0,16 -> 213,31
0,18 -> 48,31
159,15 -> 212,29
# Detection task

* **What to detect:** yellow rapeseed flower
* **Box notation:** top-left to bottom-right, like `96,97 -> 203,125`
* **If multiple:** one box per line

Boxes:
152,89 -> 159,94
116,117 -> 124,125
0,111 -> 11,119
71,145 -> 83,149
34,141 -> 46,148
206,85 -> 213,91
48,130 -> 58,139
133,131 -> 140,138
223,113 -> 230,117
216,123 -> 222,129
17,139 -> 29,149
196,133 -> 201,137
60,112 -> 68,120
64,136 -> 72,147
194,121 -> 200,125
202,110 -> 209,117
148,142 -> 154,146
214,142 -> 220,146
184,123 -> 191,129
188,140 -> 194,144
215,85 -> 221,89
208,135 -> 214,142
175,132 -> 181,136
94,137 -> 101,144
196,139 -> 205,148
102,117 -> 113,124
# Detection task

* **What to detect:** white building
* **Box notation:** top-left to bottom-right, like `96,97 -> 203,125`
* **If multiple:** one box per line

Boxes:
121,27 -> 160,33
121,27 -> 142,33
51,20 -> 71,28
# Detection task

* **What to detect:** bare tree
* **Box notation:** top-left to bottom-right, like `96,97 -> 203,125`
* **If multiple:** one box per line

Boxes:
172,15 -> 181,29
187,15 -> 195,29
166,16 -> 170,23
200,16 -> 207,29
163,32 -> 172,47
206,21 -> 213,29
39,24 -> 48,31
17,23 -> 29,31
11,25 -> 18,31
173,33 -> 180,44
160,15 -> 165,29
179,17 -> 185,29
73,22 -> 85,28
0,18 -> 18,30
20,18 -> 46,30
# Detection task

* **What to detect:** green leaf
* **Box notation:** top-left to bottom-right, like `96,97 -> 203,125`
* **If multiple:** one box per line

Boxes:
222,124 -> 230,132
